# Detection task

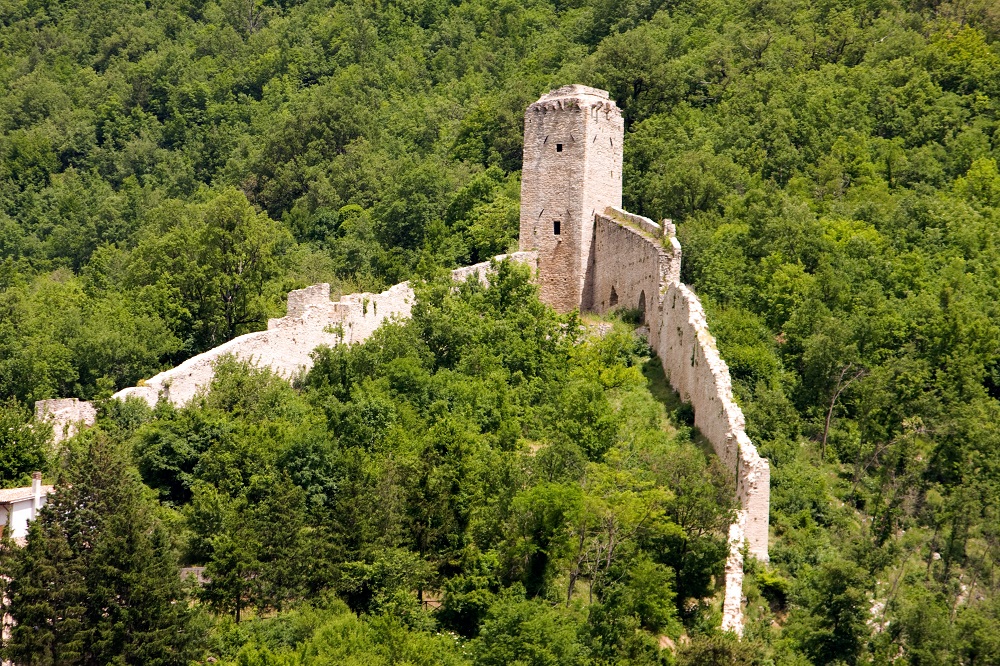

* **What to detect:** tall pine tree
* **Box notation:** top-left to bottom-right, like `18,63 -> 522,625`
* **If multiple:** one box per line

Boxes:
1,433 -> 199,665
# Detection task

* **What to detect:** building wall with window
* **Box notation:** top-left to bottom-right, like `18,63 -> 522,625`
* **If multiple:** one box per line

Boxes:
519,85 -> 623,312
0,473 -> 52,543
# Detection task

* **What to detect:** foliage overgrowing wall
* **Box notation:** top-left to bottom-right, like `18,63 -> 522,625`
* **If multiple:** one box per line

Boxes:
38,253 -> 538,419
36,83 -> 770,637
33,398 -> 96,442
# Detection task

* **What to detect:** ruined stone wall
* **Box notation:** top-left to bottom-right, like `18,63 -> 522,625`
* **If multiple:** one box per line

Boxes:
39,254 -> 538,428
589,208 -> 679,317
113,252 -> 538,408
592,209 -> 769,557
36,82 -> 771,638
590,207 -> 770,634
34,398 -> 96,443
520,85 -> 623,312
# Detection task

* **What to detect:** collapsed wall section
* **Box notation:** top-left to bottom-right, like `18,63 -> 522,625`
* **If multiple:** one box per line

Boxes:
33,398 -> 96,443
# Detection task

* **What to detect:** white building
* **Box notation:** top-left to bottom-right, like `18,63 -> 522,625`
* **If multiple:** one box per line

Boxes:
0,473 -> 52,543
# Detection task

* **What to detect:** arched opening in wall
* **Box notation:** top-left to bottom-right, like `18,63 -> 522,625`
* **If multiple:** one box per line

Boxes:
638,290 -> 646,324
609,286 -> 619,307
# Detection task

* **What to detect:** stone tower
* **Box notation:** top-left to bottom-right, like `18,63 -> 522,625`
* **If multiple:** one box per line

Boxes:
519,85 -> 624,313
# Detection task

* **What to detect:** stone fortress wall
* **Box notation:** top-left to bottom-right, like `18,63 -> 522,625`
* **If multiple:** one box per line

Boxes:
107,252 -> 539,409
587,206 -> 769,633
33,398 -> 97,443
520,85 -> 769,634
589,208 -> 679,315
36,84 -> 770,636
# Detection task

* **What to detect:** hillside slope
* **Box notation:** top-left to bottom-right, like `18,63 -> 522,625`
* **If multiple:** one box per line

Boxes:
1,0 -> 1000,662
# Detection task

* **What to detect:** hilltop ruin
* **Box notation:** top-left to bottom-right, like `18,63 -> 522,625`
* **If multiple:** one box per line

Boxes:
36,85 -> 770,634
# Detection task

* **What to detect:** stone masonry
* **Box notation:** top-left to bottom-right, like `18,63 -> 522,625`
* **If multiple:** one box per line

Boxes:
33,398 -> 96,443
519,87 -> 770,634
35,85 -> 769,635
582,207 -> 768,634
37,254 -> 538,428
519,85 -> 623,312
112,252 -> 539,409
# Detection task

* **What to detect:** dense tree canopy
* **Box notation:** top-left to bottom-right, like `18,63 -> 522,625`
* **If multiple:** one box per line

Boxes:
2,434 -> 198,665
6,264 -> 733,663
1,0 -> 1000,661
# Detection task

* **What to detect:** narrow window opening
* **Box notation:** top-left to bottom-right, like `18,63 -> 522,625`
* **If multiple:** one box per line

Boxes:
609,286 -> 618,307
556,143 -> 563,152
553,220 -> 561,235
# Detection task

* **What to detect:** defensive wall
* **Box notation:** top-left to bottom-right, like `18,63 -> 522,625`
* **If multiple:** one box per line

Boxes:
516,85 -> 768,634
33,398 -> 96,443
594,207 -> 770,562
108,253 -> 539,408
35,85 -> 769,636
588,207 -> 770,634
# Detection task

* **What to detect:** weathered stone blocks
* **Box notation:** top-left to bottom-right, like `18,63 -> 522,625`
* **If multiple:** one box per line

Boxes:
519,85 -> 624,312
34,398 -> 97,444
106,252 -> 539,409
590,208 -> 680,318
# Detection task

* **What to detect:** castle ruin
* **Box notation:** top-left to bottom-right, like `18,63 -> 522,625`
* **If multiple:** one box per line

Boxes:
518,86 -> 769,633
520,86 -> 623,312
36,85 -> 769,634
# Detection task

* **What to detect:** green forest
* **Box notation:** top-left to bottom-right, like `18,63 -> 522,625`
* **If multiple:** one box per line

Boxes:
1,0 -> 1000,662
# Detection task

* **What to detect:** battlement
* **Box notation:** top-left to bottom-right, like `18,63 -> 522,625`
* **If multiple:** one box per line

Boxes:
285,283 -> 332,317
529,86 -> 620,116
